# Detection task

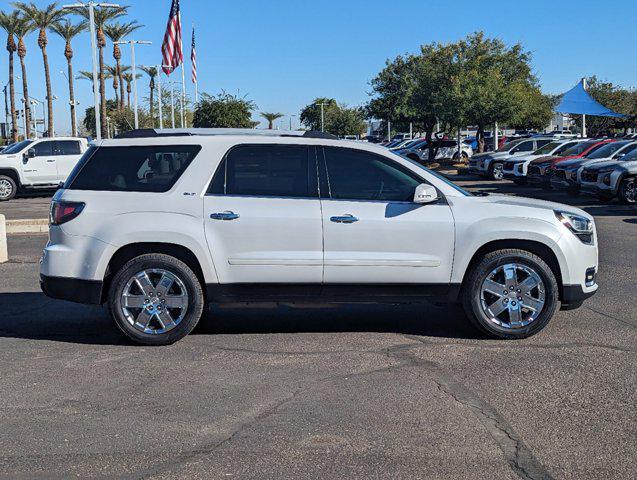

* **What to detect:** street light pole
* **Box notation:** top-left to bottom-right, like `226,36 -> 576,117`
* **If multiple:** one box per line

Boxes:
115,40 -> 151,129
2,83 -> 8,140
63,2 -> 120,140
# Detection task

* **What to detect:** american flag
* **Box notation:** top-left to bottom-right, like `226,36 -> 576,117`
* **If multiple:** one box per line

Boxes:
190,26 -> 197,84
161,0 -> 183,75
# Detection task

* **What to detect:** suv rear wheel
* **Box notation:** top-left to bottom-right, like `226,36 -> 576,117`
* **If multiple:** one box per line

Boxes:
108,253 -> 205,345
618,177 -> 636,204
0,175 -> 17,201
462,249 -> 559,339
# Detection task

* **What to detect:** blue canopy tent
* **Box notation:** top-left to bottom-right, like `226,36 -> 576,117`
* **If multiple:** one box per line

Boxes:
555,79 -> 625,137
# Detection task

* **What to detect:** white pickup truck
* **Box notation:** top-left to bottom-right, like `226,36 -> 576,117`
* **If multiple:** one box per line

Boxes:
0,137 -> 89,201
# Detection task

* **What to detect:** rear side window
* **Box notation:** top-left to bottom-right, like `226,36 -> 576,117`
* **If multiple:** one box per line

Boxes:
207,144 -> 316,198
65,145 -> 201,192
54,140 -> 81,155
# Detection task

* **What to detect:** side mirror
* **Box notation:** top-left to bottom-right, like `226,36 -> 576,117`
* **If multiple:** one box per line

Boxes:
27,148 -> 36,158
616,153 -> 625,159
413,183 -> 438,204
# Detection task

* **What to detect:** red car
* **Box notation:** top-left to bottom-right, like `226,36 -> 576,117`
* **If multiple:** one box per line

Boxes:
526,139 -> 616,188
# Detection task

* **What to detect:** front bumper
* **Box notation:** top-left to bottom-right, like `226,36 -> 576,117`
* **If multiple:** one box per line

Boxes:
549,170 -> 578,189
40,274 -> 103,305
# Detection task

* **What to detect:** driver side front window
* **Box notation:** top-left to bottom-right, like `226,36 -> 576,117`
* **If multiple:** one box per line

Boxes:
323,146 -> 422,202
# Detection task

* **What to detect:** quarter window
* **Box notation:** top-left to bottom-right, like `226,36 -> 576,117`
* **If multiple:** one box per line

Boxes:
54,140 -> 81,155
65,145 -> 201,192
323,146 -> 422,202
208,145 -> 316,198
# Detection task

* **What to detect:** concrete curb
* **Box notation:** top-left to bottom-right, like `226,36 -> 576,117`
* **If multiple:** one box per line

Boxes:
6,218 -> 49,234
0,214 -> 7,263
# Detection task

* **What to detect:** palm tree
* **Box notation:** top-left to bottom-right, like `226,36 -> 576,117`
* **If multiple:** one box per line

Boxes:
122,71 -> 141,109
14,14 -> 33,138
260,112 -> 284,129
14,2 -> 66,137
71,5 -> 126,138
50,18 -> 86,137
104,65 -> 120,105
103,20 -> 141,110
140,66 -> 157,123
0,10 -> 21,141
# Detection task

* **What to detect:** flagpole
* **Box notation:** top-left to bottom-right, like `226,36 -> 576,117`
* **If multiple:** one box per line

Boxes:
180,64 -> 186,128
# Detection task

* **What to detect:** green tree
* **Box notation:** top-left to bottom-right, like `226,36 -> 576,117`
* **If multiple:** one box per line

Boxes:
140,66 -> 157,124
104,65 -> 120,104
260,112 -> 283,129
14,2 -> 66,137
121,70 -> 140,109
299,98 -> 337,131
328,106 -> 366,137
50,18 -> 86,137
193,92 -> 257,128
0,10 -> 21,141
82,98 -> 117,137
452,32 -> 540,152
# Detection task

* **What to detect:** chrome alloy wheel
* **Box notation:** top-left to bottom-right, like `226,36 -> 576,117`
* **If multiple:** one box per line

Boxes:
0,178 -> 13,199
121,269 -> 189,334
479,263 -> 545,329
624,180 -> 636,203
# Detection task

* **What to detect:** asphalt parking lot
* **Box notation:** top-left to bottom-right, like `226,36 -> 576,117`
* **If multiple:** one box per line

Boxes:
0,177 -> 635,479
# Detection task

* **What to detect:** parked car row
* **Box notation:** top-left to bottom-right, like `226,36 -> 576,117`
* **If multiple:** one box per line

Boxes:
470,136 -> 637,204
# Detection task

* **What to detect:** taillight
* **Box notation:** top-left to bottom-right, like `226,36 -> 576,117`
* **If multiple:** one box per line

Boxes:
50,200 -> 85,225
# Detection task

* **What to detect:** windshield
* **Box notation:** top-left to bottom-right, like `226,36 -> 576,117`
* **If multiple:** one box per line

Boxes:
533,142 -> 560,155
402,156 -> 472,196
2,139 -> 33,154
560,141 -> 598,157
586,141 -> 630,159
496,139 -> 523,152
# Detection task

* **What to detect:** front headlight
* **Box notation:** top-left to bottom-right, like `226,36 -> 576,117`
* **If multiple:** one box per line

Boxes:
555,211 -> 594,245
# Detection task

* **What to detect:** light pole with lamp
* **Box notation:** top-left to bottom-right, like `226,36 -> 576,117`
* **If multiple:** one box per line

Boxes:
289,114 -> 296,131
62,2 -> 121,141
114,39 -> 151,129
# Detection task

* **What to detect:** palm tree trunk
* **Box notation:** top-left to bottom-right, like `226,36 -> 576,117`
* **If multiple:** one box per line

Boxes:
98,45 -> 107,138
66,58 -> 76,137
116,59 -> 124,110
8,51 -> 18,142
19,55 -> 31,138
41,45 -> 54,136
149,82 -> 154,124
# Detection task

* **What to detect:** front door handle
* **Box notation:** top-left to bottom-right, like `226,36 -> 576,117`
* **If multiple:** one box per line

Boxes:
330,214 -> 358,224
210,211 -> 240,221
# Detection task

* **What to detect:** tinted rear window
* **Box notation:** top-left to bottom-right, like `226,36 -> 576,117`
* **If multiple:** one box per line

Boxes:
65,145 -> 201,192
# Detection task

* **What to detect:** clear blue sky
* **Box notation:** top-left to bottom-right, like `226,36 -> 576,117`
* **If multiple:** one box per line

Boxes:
1,0 -> 636,134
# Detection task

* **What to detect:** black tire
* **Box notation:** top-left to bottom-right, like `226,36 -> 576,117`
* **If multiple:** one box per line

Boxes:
0,174 -> 17,201
108,253 -> 205,345
618,177 -> 636,204
452,151 -> 469,161
489,162 -> 504,180
513,178 -> 527,186
461,249 -> 559,339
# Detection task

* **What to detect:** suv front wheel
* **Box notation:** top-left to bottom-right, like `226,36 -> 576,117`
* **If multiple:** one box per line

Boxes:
489,162 -> 504,180
618,177 -> 636,204
108,253 -> 205,345
462,249 -> 559,339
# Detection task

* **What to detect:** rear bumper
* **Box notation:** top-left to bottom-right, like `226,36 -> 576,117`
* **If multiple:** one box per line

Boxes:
40,274 -> 103,305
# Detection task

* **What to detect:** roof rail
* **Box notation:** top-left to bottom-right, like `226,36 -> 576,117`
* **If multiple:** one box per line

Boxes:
115,128 -> 339,140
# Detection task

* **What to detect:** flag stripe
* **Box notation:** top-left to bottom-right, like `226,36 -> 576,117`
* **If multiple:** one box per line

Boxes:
161,0 -> 183,75
191,27 -> 197,83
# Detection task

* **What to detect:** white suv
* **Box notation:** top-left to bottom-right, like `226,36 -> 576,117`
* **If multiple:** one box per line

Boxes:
40,129 -> 599,345
0,137 -> 89,201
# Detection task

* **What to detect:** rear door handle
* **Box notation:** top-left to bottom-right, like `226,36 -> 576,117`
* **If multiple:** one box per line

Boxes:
330,214 -> 358,224
210,211 -> 240,221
